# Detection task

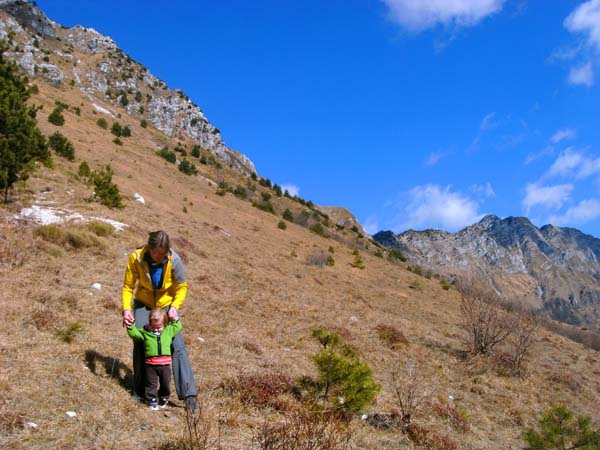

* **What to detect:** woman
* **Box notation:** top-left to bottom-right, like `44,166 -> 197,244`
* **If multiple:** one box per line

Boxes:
121,230 -> 198,412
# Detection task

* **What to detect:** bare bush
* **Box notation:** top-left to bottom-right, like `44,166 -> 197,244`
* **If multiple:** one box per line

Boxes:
224,371 -> 295,408
253,410 -> 353,450
390,353 -> 434,426
405,422 -> 459,450
159,406 -> 221,450
375,324 -> 408,349
457,281 -> 511,355
505,311 -> 539,377
432,401 -> 469,433
306,252 -> 331,267
0,223 -> 37,268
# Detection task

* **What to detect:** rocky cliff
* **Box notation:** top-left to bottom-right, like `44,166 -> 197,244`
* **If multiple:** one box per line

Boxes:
0,0 -> 255,174
374,215 -> 600,329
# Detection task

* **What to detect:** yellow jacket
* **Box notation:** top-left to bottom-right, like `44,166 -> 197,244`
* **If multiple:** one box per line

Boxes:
121,246 -> 188,311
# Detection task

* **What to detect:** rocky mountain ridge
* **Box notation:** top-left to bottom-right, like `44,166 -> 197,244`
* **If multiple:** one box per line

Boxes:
374,215 -> 600,329
0,0 -> 255,174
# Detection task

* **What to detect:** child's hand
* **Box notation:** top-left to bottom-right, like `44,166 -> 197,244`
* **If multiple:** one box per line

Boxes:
167,306 -> 179,321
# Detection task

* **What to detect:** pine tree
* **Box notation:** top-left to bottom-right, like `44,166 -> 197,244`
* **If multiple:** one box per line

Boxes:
0,41 -> 49,202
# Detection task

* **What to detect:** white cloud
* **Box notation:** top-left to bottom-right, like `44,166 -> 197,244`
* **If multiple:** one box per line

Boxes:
568,61 -> 594,86
549,198 -> 600,226
565,0 -> 600,53
424,150 -> 451,166
404,184 -> 484,231
546,149 -> 600,180
381,0 -> 505,32
471,182 -> 496,198
550,128 -> 576,143
281,184 -> 299,197
480,112 -> 498,130
547,148 -> 585,177
525,146 -> 555,164
522,183 -> 573,213
362,216 -> 380,235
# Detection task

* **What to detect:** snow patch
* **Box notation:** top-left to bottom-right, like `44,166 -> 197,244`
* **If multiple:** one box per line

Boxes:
15,205 -> 128,231
92,103 -> 115,116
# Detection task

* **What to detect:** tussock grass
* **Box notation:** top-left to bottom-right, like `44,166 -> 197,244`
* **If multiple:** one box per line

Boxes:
375,324 -> 409,349
33,223 -> 108,251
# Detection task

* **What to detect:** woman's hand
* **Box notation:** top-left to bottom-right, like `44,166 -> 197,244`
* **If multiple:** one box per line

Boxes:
122,309 -> 134,327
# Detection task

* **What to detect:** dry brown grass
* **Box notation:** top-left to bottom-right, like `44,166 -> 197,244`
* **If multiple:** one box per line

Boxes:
0,55 -> 599,450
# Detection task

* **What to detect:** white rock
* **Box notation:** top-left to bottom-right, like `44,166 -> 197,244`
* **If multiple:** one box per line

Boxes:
350,316 -> 358,322
133,193 -> 145,205
65,411 -> 77,418
91,283 -> 102,290
448,395 -> 454,401
361,414 -> 368,420
197,337 -> 205,343
26,422 -> 39,429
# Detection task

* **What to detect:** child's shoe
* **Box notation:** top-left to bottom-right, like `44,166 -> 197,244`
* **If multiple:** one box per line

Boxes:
149,398 -> 159,411
159,397 -> 169,409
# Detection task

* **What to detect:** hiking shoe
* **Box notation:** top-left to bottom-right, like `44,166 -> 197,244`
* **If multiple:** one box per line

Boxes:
149,399 -> 159,411
185,395 -> 198,413
159,397 -> 169,409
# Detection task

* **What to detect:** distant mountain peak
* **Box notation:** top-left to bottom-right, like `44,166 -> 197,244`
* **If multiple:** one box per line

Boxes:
374,217 -> 600,329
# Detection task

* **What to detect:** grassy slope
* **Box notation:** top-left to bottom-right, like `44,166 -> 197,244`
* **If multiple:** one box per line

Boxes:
0,71 -> 599,450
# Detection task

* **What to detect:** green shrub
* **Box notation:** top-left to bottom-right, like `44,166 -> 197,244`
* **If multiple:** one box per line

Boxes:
113,137 -> 123,146
48,107 -> 65,125
296,210 -> 310,226
110,122 -> 122,137
191,145 -> 200,158
253,201 -> 275,214
234,185 -> 247,199
351,251 -> 365,269
440,279 -> 451,290
282,208 -> 294,222
96,117 -> 108,129
261,191 -> 272,202
523,404 -> 600,450
55,321 -> 84,343
389,249 -> 406,262
327,255 -> 335,266
297,327 -> 380,415
157,147 -> 176,163
278,220 -> 287,230
310,222 -> 328,238
89,165 -> 124,209
140,119 -> 148,128
48,131 -> 75,161
178,158 -> 197,175
121,125 -> 131,137
78,161 -> 90,177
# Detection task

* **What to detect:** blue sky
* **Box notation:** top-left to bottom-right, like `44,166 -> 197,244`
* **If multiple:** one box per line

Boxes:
37,0 -> 600,237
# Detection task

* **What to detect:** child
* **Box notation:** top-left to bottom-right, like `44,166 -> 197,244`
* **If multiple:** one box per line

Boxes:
127,307 -> 182,410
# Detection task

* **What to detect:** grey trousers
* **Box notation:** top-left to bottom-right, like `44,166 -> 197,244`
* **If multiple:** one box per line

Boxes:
132,301 -> 197,399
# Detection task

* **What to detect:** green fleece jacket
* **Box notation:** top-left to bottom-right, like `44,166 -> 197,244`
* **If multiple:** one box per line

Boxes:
127,320 -> 182,360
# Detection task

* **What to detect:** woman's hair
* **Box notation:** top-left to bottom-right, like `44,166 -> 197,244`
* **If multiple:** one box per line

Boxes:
149,308 -> 169,325
148,230 -> 170,250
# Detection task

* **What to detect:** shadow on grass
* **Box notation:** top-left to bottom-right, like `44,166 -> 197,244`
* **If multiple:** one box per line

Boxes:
84,349 -> 133,392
